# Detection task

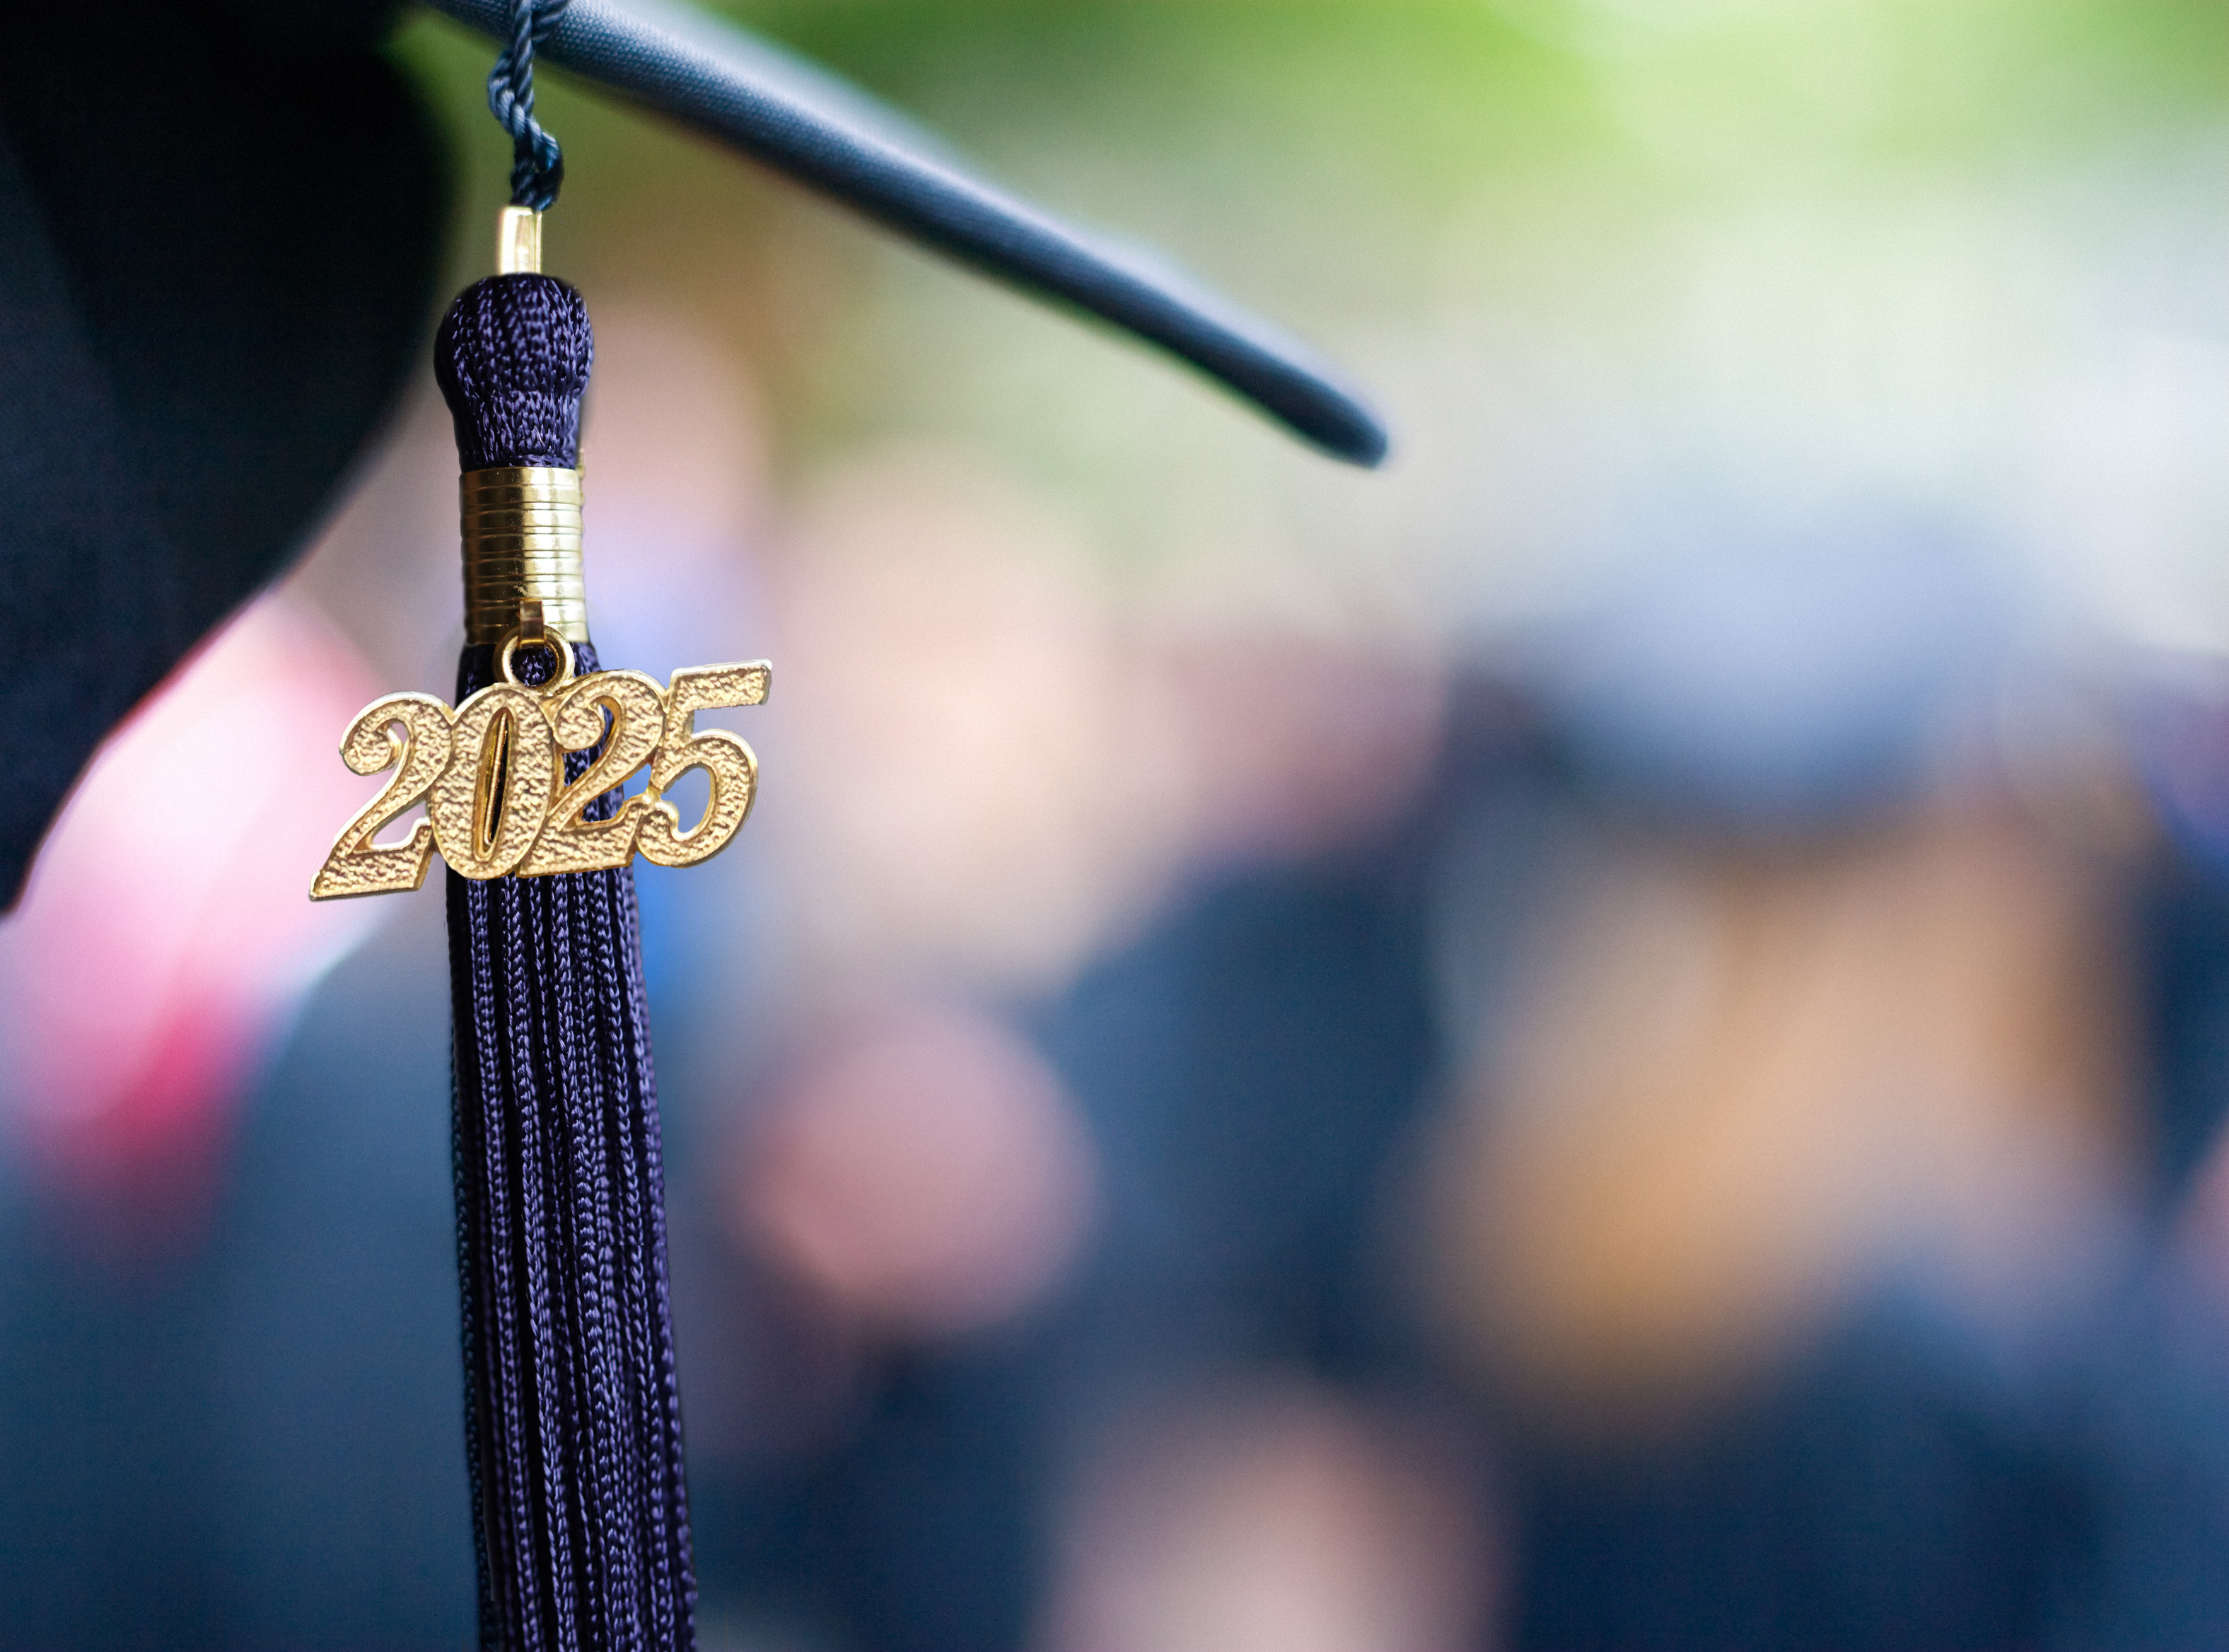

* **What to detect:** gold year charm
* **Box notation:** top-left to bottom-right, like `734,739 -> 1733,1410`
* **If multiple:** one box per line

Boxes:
310,637 -> 769,901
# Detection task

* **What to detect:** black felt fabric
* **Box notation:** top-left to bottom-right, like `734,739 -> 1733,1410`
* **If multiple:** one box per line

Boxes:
0,0 -> 446,907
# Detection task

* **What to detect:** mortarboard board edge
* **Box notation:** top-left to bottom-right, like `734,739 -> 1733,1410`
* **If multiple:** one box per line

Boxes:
421,0 -> 1393,467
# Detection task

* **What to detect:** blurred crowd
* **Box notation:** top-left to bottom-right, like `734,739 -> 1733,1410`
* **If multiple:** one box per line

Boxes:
11,1 -> 2229,1647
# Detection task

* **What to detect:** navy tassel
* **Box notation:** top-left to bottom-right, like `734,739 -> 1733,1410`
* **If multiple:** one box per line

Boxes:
438,272 -> 697,1652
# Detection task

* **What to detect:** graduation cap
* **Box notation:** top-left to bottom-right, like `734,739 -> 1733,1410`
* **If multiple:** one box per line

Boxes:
0,5 -> 1387,1645
0,0 -> 1387,908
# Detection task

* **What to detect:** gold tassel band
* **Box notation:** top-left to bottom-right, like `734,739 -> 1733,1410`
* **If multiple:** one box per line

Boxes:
461,465 -> 589,645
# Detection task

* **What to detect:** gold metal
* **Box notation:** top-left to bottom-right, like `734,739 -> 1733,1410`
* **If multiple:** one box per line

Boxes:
462,466 -> 589,645
498,627 -> 577,689
429,683 -> 559,880
518,670 -> 667,876
312,206 -> 784,897
636,663 -> 768,868
310,660 -> 774,897
497,206 -> 543,275
310,694 -> 455,900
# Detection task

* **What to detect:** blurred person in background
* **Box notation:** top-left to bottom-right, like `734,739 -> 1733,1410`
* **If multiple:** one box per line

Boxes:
675,516 -> 2229,1652
15,3 -> 2229,1651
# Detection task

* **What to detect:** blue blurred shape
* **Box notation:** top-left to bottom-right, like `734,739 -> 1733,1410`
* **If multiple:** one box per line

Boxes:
1529,508 -> 2015,827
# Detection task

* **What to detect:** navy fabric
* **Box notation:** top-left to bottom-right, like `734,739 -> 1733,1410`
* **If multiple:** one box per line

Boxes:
0,1 -> 446,907
421,0 -> 1390,467
437,275 -> 596,470
0,128 -> 194,925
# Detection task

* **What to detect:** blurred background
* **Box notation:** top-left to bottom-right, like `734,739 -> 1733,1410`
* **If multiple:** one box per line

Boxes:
13,0 -> 2229,1646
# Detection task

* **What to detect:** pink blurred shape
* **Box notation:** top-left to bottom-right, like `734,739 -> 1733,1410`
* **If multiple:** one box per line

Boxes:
733,1004 -> 1100,1337
1045,1383 -> 1487,1652
0,593 -> 390,1227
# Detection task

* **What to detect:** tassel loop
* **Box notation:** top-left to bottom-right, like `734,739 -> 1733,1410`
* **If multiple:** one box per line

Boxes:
488,0 -> 570,211
499,627 -> 576,690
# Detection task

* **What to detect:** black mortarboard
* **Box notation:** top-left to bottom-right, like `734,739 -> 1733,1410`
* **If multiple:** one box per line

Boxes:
0,0 -> 1387,907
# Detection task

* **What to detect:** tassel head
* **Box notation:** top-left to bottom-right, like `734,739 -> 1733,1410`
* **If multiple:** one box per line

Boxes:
435,272 -> 592,471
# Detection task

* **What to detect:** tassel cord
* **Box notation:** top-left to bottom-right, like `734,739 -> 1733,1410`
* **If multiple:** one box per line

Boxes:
615,880 -> 692,1618
488,0 -> 570,211
592,874 -> 687,1644
503,870 -> 586,1652
545,872 -> 636,1644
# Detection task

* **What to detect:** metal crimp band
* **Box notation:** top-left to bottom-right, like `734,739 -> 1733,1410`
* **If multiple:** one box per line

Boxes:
461,465 -> 589,645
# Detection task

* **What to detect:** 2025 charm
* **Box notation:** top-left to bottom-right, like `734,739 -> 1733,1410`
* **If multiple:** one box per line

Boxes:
310,641 -> 769,901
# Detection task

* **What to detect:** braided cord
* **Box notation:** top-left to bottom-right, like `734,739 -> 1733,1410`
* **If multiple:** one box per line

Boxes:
487,0 -> 571,211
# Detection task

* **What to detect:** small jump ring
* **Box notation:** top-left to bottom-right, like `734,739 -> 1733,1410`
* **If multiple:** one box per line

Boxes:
499,629 -> 576,688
